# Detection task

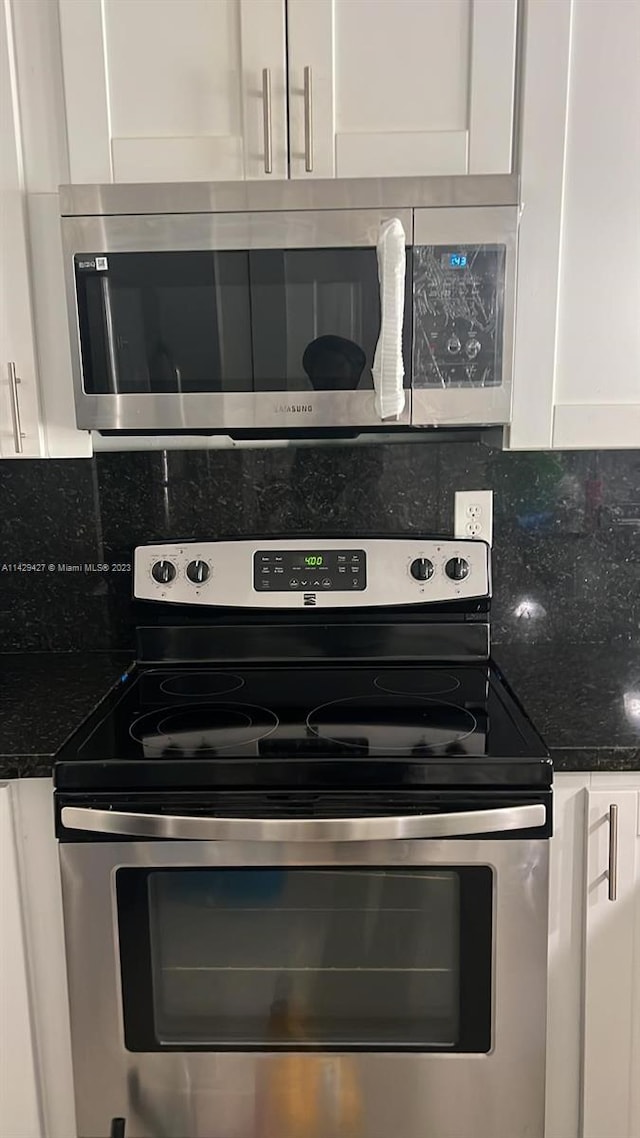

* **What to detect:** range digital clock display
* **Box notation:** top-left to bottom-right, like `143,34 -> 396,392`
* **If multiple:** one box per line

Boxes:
254,549 -> 367,592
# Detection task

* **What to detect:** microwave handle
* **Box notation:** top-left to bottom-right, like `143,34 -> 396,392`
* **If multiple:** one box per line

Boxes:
372,217 -> 406,421
61,803 -> 545,842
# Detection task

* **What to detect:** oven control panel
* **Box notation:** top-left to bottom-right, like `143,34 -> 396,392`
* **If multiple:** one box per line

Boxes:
254,549 -> 367,592
134,538 -> 490,608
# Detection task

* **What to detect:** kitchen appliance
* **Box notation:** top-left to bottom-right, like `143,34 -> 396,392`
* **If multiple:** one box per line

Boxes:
56,536 -> 551,1138
60,176 -> 519,436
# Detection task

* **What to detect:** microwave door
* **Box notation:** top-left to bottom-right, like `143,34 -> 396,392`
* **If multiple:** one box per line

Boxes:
249,247 -> 378,395
66,208 -> 413,432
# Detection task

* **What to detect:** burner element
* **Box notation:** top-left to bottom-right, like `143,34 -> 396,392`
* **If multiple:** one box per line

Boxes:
130,702 -> 279,752
307,695 -> 476,752
159,672 -> 245,698
374,671 -> 461,697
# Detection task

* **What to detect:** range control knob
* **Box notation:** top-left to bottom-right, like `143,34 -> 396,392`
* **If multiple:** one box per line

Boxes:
186,559 -> 210,584
151,559 -> 176,584
445,556 -> 470,581
410,557 -> 434,582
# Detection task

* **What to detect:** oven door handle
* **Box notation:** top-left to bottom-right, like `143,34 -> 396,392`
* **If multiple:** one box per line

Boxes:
60,803 -> 546,841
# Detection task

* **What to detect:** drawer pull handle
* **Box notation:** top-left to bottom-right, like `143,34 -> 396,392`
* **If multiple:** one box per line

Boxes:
608,803 -> 619,901
262,68 -> 273,174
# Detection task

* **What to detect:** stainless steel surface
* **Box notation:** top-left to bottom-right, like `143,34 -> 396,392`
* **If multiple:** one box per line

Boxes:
60,835 -> 549,1138
59,174 -> 521,217
411,205 -> 518,428
62,803 -> 545,842
411,385 -> 512,428
62,207 -> 415,434
262,68 -> 273,175
100,277 -> 119,394
62,207 -> 414,254
608,802 -> 619,901
7,361 -> 24,453
133,537 -> 491,608
303,66 -> 313,173
73,390 -> 412,433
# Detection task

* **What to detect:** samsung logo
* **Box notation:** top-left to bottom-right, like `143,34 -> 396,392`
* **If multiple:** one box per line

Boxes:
275,403 -> 313,414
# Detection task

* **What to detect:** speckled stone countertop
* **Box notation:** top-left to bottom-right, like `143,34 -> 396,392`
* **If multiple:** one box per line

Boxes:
0,652 -> 133,778
1,644 -> 638,778
494,642 -> 640,772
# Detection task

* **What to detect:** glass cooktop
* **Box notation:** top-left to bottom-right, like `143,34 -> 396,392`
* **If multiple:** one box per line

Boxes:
55,664 -> 550,791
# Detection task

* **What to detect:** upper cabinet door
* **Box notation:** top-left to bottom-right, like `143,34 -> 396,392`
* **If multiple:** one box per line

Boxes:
286,0 -> 517,179
58,0 -> 288,183
0,0 -> 43,458
552,0 -> 640,449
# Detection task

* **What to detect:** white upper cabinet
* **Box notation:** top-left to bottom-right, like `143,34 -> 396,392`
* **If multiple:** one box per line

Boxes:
286,0 -> 517,179
58,0 -> 288,183
510,0 -> 640,451
0,0 -> 43,458
58,0 -> 517,185
552,0 -> 640,449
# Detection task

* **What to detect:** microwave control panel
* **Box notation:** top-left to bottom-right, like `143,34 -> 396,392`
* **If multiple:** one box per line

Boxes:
134,537 -> 490,609
413,244 -> 506,389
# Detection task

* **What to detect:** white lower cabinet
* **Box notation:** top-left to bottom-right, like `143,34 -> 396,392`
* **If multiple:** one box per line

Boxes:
547,773 -> 640,1138
582,783 -> 640,1138
0,783 -> 43,1136
1,779 -> 76,1138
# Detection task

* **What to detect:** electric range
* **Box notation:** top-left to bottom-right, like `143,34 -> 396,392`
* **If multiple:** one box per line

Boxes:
55,536 -> 551,1138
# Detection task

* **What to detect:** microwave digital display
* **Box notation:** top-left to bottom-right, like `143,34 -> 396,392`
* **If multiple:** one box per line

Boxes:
446,253 -> 468,268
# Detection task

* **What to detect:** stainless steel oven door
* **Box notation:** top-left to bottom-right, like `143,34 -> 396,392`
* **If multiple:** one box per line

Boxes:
62,208 -> 413,433
60,808 -> 548,1138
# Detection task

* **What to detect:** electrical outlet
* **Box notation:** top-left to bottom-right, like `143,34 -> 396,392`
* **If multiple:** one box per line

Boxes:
454,490 -> 493,545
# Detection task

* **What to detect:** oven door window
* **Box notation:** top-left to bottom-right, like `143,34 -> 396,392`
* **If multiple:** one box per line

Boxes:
117,866 -> 491,1052
75,249 -> 411,396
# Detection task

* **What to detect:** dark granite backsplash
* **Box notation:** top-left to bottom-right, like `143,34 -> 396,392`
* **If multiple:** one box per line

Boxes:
1,441 -> 639,651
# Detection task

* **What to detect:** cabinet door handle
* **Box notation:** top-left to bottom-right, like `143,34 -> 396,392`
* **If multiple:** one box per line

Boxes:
262,68 -> 273,175
303,65 -> 313,172
608,802 -> 619,901
110,1120 -> 126,1138
7,361 -> 24,454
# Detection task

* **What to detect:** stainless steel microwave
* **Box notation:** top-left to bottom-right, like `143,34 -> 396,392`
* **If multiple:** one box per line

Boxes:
60,176 -> 520,436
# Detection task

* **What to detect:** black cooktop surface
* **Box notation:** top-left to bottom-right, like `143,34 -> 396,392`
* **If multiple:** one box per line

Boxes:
55,663 -> 551,791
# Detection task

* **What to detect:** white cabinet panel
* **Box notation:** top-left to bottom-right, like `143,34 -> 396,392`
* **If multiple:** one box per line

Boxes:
507,0 -> 572,451
0,0 -> 43,458
287,0 -> 517,179
552,0 -> 640,449
10,779 -> 77,1138
26,194 -> 92,459
0,784 -> 42,1137
583,788 -> 640,1138
546,774 -> 588,1138
59,0 -> 288,183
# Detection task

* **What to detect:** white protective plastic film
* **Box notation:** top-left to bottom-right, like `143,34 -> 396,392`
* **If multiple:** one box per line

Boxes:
372,218 -> 407,420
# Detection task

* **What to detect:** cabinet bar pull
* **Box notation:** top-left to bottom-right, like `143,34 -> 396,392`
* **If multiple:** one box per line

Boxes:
7,361 -> 24,454
262,68 -> 273,174
608,803 -> 619,901
303,65 -> 313,172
